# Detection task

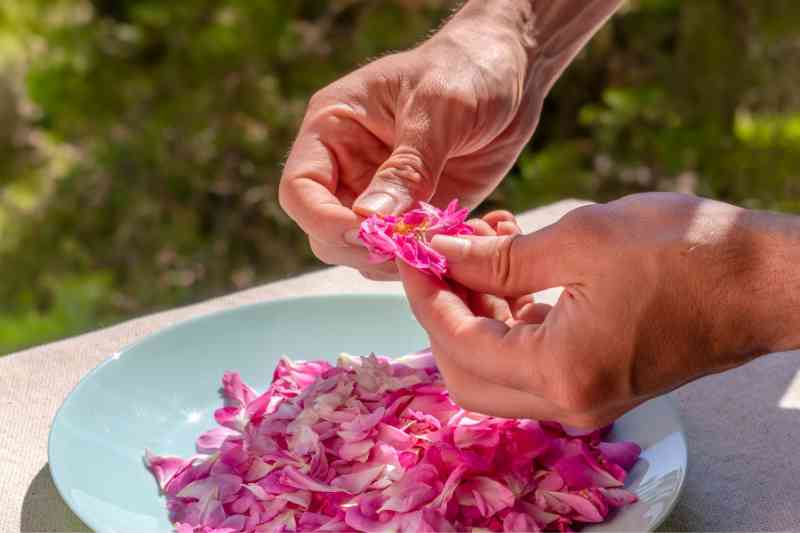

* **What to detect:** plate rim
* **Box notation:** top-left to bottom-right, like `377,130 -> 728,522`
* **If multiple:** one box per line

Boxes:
48,292 -> 688,532
644,393 -> 688,532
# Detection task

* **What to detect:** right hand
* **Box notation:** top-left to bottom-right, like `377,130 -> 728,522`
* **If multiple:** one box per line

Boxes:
400,193 -> 800,427
279,2 -> 545,280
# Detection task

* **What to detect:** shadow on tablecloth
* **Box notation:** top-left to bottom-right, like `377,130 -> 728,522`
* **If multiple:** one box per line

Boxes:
21,465 -> 90,533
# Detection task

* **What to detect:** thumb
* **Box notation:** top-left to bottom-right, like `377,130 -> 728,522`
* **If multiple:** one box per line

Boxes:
431,228 -> 576,297
353,100 -> 447,216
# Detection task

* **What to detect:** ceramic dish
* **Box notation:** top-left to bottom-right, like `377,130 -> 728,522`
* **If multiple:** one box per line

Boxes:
49,294 -> 687,532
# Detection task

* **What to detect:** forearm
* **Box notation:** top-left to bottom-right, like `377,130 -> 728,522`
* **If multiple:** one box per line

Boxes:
449,0 -> 624,93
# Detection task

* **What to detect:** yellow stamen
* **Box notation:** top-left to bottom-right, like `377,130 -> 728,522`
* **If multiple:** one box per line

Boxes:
393,220 -> 429,236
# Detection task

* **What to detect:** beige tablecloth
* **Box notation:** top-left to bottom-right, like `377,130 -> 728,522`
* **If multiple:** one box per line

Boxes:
2,200 -> 799,532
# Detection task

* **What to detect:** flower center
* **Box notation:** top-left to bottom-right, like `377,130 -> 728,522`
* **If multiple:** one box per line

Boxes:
393,220 -> 429,236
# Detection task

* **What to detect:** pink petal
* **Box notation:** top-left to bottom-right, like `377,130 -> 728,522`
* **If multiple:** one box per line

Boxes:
598,487 -> 638,507
595,441 -> 642,471
332,464 -> 385,494
244,457 -> 276,482
214,406 -> 244,431
281,466 -> 344,493
428,464 -> 467,511
503,511 -> 542,533
392,349 -> 436,371
177,474 -> 242,502
518,501 -> 561,528
458,477 -> 514,518
257,510 -> 297,533
552,440 -> 623,489
344,504 -> 396,533
144,450 -> 190,491
454,422 -> 500,449
546,491 -> 605,523
219,513 -> 247,531
243,482 -> 269,501
358,199 -> 473,277
221,371 -> 256,407
146,352 -> 640,532
536,471 -> 565,492
337,407 -> 385,442
196,427 -> 238,453
339,439 -> 375,461
376,424 -> 413,451
378,463 -> 438,513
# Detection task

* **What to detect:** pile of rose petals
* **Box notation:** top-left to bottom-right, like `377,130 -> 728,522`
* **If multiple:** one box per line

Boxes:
146,351 -> 640,532
358,200 -> 474,278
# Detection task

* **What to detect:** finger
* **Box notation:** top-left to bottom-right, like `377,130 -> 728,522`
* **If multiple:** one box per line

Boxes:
431,342 -> 566,419
399,261 -> 488,341
496,220 -> 520,236
353,88 -> 449,216
434,335 -> 642,427
399,262 -> 546,392
467,291 -> 513,322
482,210 -> 516,228
279,133 -> 361,246
309,238 -> 397,275
516,302 -> 553,323
360,269 -> 399,282
466,218 -> 495,237
431,229 -> 578,297
508,294 -> 534,316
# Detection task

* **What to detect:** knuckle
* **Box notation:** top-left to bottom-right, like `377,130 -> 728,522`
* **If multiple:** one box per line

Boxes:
307,87 -> 332,111
559,204 -> 613,244
379,148 -> 436,196
490,235 -> 520,295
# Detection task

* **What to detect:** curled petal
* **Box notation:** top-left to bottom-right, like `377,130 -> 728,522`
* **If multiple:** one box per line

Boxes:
596,441 -> 642,471
144,450 -> 190,491
222,371 -> 256,407
196,427 -> 238,454
598,487 -> 639,507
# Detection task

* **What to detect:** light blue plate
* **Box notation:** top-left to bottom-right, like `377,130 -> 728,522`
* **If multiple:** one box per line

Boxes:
49,294 -> 687,532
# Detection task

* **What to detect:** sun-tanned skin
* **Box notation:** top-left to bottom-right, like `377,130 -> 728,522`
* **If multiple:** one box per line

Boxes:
280,1 -> 800,427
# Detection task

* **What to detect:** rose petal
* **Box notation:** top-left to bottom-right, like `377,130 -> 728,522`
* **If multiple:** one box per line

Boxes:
144,450 -> 190,491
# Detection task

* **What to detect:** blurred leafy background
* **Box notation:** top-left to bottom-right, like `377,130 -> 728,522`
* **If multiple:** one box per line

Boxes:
1,0 -> 799,355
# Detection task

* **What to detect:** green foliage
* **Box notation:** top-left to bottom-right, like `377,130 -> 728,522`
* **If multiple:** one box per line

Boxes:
1,0 -> 799,354
0,273 -> 112,354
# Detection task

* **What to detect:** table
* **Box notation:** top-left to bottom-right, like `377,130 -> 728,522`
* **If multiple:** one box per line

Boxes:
2,200 -> 799,532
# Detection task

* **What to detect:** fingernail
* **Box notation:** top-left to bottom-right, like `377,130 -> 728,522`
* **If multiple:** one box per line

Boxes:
343,228 -> 363,247
355,192 -> 396,214
430,235 -> 470,262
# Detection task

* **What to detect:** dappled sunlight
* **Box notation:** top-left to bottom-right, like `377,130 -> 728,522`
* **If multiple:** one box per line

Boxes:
778,367 -> 800,411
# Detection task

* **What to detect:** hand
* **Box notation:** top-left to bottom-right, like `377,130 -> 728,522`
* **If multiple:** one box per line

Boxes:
400,193 -> 800,427
279,1 -> 551,280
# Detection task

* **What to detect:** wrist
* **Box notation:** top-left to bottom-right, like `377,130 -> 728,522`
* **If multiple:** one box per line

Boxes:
448,0 -> 623,94
739,210 -> 800,356
432,0 -> 532,90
